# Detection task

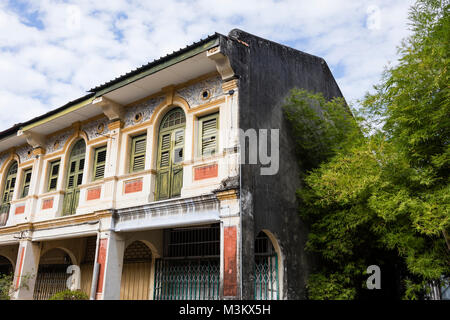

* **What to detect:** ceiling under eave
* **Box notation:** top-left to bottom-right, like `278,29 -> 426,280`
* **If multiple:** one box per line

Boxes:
102,50 -> 218,105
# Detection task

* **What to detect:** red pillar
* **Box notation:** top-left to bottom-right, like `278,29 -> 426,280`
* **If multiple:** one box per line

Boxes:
223,226 -> 237,297
96,238 -> 108,300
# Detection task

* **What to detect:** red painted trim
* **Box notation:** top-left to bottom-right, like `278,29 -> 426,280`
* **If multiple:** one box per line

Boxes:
96,238 -> 108,297
42,198 -> 53,210
223,226 -> 237,296
15,247 -> 25,289
87,187 -> 101,200
194,164 -> 218,181
124,179 -> 143,194
15,205 -> 25,215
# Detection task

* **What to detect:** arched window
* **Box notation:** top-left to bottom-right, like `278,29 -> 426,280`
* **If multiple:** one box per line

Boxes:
254,231 -> 279,300
0,161 -> 18,226
156,108 -> 186,200
63,140 -> 86,216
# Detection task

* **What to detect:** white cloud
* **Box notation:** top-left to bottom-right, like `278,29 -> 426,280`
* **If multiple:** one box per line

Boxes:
0,0 -> 415,131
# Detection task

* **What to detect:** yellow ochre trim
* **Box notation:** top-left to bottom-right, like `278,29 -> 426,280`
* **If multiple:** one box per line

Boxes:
21,97 -> 95,132
0,211 -> 113,235
216,189 -> 239,201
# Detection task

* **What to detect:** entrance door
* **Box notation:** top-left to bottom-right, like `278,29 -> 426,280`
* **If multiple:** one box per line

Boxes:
153,225 -> 220,300
33,249 -> 72,300
120,241 -> 152,300
156,108 -> 185,201
254,232 -> 279,300
63,140 -> 85,216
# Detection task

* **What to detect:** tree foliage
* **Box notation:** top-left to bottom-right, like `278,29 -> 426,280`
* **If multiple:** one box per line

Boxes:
284,0 -> 450,299
0,273 -> 13,300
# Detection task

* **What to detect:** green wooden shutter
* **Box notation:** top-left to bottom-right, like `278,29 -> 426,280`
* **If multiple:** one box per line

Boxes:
1,162 -> 17,224
130,134 -> 147,172
156,108 -> 187,201
171,129 -> 184,197
156,133 -> 171,200
48,160 -> 60,191
64,140 -> 86,216
1,162 -> 17,207
93,146 -> 107,180
199,113 -> 219,157
21,168 -> 32,198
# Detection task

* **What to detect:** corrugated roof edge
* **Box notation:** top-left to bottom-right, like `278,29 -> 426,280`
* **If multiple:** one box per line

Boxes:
88,33 -> 222,92
0,32 -> 225,142
0,92 -> 95,141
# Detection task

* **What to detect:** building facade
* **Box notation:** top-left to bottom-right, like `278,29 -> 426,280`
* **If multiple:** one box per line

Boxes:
0,29 -> 343,300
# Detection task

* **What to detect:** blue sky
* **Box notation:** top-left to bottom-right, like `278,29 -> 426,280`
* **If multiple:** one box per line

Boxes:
0,0 -> 415,131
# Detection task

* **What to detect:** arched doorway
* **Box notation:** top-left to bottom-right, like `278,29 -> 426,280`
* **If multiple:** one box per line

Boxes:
1,161 -> 18,226
120,241 -> 153,300
33,248 -> 72,300
0,255 -> 13,276
155,108 -> 186,200
63,139 -> 86,216
254,231 -> 280,300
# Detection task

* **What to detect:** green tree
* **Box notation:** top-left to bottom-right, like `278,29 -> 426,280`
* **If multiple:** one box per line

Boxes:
0,273 -> 13,300
284,0 -> 449,299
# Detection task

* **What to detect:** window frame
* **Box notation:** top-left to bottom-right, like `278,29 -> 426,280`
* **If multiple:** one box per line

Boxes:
129,133 -> 147,173
47,159 -> 60,192
197,112 -> 219,158
92,145 -> 107,181
2,162 -> 18,205
21,168 -> 33,198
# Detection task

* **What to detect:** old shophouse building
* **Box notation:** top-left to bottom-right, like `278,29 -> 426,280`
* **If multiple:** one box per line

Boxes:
0,29 -> 343,300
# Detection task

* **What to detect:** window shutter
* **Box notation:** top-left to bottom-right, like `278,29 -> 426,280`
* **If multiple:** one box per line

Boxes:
200,113 -> 219,157
21,169 -> 32,198
173,130 -> 184,164
159,134 -> 171,168
93,146 -> 107,181
130,134 -> 147,172
48,160 -> 60,191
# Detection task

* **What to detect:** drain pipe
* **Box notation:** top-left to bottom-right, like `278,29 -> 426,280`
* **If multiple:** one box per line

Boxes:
89,226 -> 101,300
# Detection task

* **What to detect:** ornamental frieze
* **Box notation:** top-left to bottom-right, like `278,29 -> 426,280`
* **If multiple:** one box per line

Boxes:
124,95 -> 165,128
81,117 -> 110,141
45,129 -> 74,154
176,76 -> 223,108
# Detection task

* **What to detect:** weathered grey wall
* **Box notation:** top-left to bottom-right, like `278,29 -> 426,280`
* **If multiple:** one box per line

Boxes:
220,29 -> 344,299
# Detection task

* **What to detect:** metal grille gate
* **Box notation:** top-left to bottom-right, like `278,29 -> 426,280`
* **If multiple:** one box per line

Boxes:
153,259 -> 220,300
33,264 -> 70,300
254,232 -> 279,300
153,224 -> 220,300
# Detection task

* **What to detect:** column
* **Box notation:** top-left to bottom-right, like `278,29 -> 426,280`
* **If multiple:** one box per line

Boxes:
28,147 -> 45,221
94,231 -> 125,300
11,239 -> 41,300
217,188 -> 240,299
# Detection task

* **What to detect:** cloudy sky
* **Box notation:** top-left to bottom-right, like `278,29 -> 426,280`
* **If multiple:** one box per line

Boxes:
0,0 -> 416,131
